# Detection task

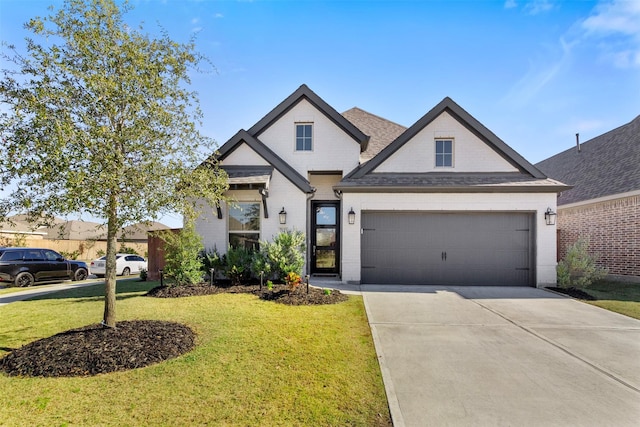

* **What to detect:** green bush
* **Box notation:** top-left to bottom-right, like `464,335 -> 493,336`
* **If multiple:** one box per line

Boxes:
557,237 -> 607,288
199,247 -> 224,280
156,221 -> 204,286
223,246 -> 254,286
118,245 -> 139,255
60,250 -> 81,260
258,230 -> 306,281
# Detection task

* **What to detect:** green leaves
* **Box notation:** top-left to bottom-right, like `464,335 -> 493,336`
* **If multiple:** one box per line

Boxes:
1,0 -> 226,325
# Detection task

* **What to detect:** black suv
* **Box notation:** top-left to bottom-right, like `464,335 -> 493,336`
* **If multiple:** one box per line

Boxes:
0,247 -> 89,287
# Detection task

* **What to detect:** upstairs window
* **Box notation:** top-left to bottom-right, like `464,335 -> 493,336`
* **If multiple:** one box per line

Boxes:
296,123 -> 313,151
435,139 -> 453,167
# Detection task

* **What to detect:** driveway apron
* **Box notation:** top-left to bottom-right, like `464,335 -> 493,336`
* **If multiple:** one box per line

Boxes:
362,285 -> 640,427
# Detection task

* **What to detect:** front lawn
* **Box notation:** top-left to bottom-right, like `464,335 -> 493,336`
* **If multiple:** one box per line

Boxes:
0,281 -> 391,426
583,280 -> 640,320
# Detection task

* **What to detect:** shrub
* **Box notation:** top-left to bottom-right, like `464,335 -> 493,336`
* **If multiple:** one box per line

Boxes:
60,250 -> 81,260
96,249 -> 106,257
557,237 -> 607,288
199,247 -> 224,279
156,221 -> 204,286
223,246 -> 254,286
285,271 -> 302,291
140,268 -> 148,281
118,245 -> 139,255
258,230 -> 306,281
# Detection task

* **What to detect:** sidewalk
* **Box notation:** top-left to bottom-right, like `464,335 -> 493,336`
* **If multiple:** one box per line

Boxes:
0,279 -> 105,306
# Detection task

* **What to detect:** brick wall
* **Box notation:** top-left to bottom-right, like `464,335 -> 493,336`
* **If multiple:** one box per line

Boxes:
557,194 -> 640,277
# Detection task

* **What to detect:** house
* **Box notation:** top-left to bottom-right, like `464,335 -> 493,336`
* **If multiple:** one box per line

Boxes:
536,115 -> 640,281
196,85 -> 568,287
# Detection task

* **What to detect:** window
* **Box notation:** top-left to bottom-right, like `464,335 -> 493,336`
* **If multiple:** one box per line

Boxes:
43,250 -> 61,261
296,123 -> 313,151
435,139 -> 453,167
229,202 -> 261,250
0,250 -> 24,261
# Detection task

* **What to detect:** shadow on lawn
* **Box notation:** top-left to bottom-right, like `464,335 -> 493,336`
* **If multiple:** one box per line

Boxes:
27,280 -> 157,302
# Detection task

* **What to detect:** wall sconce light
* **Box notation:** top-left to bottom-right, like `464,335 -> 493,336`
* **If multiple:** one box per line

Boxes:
348,207 -> 356,225
279,207 -> 287,225
544,208 -> 557,226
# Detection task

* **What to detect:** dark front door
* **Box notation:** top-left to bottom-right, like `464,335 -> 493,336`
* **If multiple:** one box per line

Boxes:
311,201 -> 340,275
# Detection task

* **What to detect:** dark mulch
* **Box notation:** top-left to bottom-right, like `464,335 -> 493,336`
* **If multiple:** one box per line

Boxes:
0,283 -> 346,378
546,286 -> 597,300
0,320 -> 195,377
147,282 -> 349,305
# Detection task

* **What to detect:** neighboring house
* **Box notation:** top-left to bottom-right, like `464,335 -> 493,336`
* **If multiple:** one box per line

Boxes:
536,115 -> 640,280
196,85 -> 568,287
44,220 -> 104,240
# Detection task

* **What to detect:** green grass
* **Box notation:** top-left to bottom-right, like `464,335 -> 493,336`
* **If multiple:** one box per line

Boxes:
0,281 -> 391,426
583,280 -> 640,320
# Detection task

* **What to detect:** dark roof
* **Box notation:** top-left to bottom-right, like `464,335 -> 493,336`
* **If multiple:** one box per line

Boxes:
214,130 -> 313,193
536,115 -> 640,205
222,165 -> 273,186
335,172 -> 567,193
342,107 -> 407,162
248,84 -> 370,152
347,97 -> 547,180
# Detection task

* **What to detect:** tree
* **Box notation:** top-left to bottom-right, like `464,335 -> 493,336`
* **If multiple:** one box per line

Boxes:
0,0 -> 227,327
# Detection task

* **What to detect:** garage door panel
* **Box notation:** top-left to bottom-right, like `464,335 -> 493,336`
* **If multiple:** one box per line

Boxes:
361,212 -> 534,286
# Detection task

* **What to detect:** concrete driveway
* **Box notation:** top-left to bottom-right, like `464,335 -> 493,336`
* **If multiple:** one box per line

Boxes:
362,285 -> 640,427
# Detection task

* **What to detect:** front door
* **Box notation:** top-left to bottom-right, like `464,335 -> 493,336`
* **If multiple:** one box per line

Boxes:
311,201 -> 340,275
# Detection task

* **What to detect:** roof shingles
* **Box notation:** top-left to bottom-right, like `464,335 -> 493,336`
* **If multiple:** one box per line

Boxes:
536,115 -> 640,205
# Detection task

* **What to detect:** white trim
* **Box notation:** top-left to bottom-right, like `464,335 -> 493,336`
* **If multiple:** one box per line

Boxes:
0,230 -> 47,236
559,189 -> 640,209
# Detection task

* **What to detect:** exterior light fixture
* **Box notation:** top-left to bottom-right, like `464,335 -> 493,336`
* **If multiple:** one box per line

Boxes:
279,207 -> 287,225
348,207 -> 356,225
544,208 -> 557,226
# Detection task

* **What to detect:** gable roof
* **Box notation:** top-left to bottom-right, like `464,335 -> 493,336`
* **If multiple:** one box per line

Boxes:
346,97 -> 546,180
214,130 -> 314,193
248,84 -> 370,152
536,115 -> 640,205
342,107 -> 407,162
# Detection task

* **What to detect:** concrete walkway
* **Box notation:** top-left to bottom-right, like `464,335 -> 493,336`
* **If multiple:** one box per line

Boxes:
361,285 -> 640,427
0,278 -> 111,306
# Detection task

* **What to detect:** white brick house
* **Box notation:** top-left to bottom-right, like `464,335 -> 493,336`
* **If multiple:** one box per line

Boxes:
196,85 -> 568,287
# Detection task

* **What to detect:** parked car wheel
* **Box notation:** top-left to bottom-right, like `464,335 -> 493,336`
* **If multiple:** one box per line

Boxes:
15,272 -> 34,287
122,267 -> 131,276
73,268 -> 88,281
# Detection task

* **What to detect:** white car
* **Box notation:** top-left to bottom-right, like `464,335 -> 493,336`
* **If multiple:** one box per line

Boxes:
90,254 -> 147,277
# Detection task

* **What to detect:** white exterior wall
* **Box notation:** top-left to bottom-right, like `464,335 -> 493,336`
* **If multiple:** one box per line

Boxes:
195,167 -> 307,254
375,112 -> 518,173
340,192 -> 558,288
224,144 -> 270,165
309,174 -> 342,200
257,99 -> 360,175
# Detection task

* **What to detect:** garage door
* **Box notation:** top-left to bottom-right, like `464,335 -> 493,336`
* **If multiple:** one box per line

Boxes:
361,212 -> 534,286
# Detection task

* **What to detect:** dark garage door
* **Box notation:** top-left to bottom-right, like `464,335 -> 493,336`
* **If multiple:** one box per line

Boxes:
361,212 -> 534,286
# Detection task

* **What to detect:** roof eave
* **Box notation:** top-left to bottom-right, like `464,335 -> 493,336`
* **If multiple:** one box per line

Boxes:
247,84 -> 369,148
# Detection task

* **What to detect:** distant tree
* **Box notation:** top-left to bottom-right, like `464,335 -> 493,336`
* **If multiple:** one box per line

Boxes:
0,0 -> 227,327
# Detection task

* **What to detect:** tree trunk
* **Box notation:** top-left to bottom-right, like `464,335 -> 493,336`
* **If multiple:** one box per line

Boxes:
103,194 -> 118,328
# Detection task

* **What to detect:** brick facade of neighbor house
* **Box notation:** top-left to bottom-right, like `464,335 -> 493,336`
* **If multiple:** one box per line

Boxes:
557,194 -> 640,277
536,114 -> 640,281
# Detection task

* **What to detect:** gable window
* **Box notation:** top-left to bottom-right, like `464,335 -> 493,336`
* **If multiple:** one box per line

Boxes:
229,202 -> 260,250
435,139 -> 453,167
296,123 -> 313,151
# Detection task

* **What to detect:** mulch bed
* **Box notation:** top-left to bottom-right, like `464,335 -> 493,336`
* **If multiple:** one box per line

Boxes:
146,282 -> 349,306
546,286 -> 597,300
0,320 -> 195,377
0,283 -> 347,378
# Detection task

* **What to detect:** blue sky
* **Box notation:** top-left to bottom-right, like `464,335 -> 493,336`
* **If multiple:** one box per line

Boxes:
2,0 -> 639,228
